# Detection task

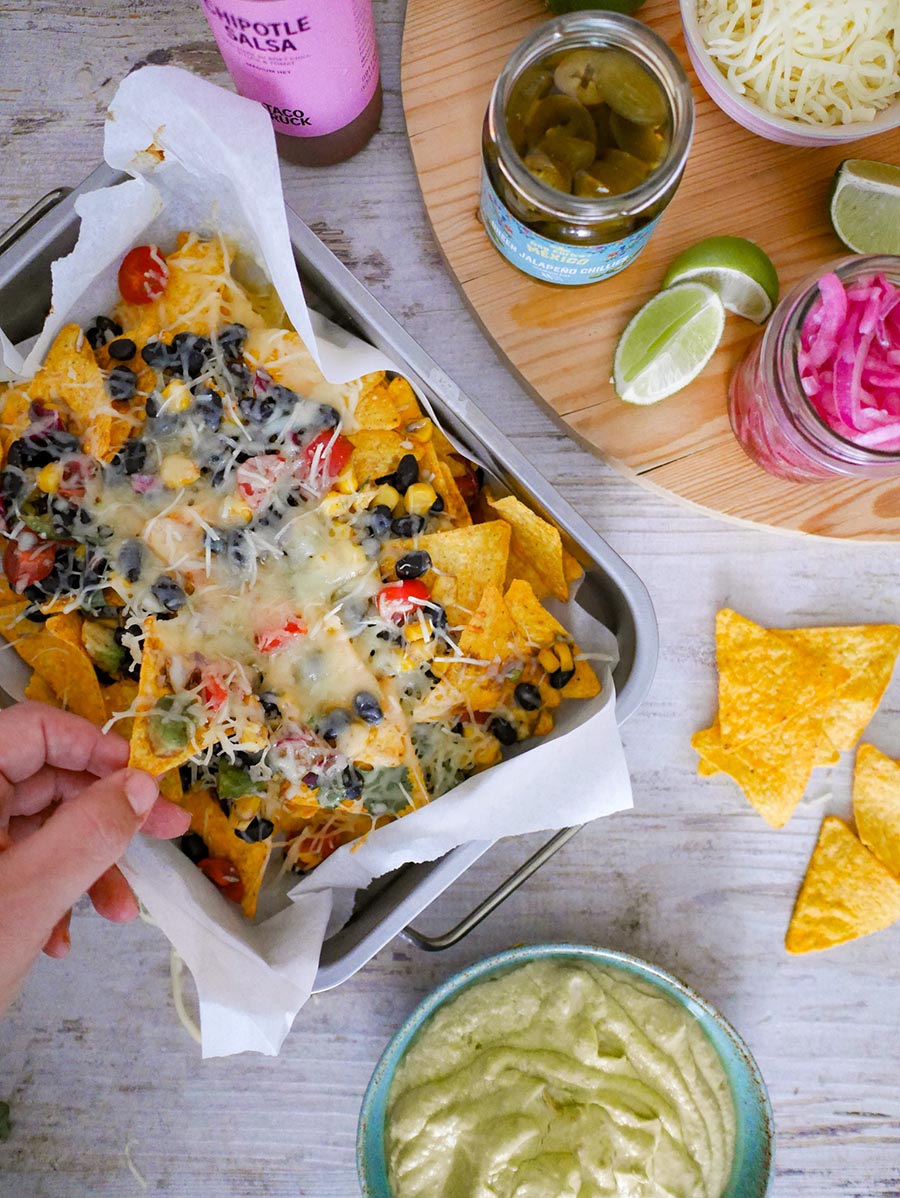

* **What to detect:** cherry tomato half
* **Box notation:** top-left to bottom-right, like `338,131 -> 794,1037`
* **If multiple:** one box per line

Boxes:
3,537 -> 57,593
301,431 -> 353,488
200,672 -> 229,711
237,453 -> 287,510
118,245 -> 169,305
255,617 -> 308,654
376,579 -> 430,625
198,857 -> 244,904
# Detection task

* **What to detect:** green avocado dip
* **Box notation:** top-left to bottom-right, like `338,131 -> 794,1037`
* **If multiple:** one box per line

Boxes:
385,958 -> 736,1198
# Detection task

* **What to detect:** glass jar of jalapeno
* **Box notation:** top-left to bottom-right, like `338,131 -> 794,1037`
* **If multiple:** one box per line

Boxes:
481,14 -> 693,286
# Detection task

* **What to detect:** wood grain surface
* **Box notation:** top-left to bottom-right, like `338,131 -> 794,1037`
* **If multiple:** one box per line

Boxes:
401,0 -> 900,540
1,3 -> 900,1197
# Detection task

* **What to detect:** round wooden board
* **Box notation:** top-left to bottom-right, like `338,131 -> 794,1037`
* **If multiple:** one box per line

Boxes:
401,0 -> 900,539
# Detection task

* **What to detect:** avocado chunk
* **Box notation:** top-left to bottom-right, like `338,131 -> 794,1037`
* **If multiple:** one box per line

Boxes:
217,761 -> 261,802
81,620 -> 125,677
148,695 -> 195,757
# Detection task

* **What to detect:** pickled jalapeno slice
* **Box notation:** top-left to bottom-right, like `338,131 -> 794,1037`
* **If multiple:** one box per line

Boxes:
609,112 -> 667,165
525,94 -> 596,150
541,126 -> 596,172
591,49 -> 668,127
553,48 -> 608,106
523,150 -> 572,194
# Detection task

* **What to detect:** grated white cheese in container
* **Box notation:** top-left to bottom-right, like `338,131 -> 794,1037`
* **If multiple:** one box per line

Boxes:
696,0 -> 900,126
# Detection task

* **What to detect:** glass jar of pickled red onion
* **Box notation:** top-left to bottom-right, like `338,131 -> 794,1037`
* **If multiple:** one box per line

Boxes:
729,255 -> 900,482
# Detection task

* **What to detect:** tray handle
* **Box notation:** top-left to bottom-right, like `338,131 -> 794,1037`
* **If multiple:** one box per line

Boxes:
0,187 -> 71,257
401,825 -> 582,951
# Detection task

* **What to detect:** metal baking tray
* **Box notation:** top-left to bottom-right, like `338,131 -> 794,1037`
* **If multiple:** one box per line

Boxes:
0,164 -> 658,989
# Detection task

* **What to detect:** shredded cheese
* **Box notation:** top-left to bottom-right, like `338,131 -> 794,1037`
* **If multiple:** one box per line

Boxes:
697,0 -> 900,126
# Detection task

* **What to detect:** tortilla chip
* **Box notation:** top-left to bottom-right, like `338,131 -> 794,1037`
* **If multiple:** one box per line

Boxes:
103,679 -> 139,739
383,522 -> 511,626
129,619 -> 211,774
435,461 -> 472,527
26,323 -> 116,460
0,388 -> 34,456
853,743 -> 900,878
8,629 -> 106,725
785,816 -> 900,953
716,610 -> 849,751
385,375 -> 423,427
692,710 -> 833,828
244,328 -> 326,397
349,429 -> 407,485
158,769 -> 184,804
179,787 -> 270,919
563,550 -> 583,585
45,611 -> 83,648
488,495 -> 568,603
505,579 -> 601,700
782,625 -> 900,753
24,673 -> 63,708
354,380 -> 402,430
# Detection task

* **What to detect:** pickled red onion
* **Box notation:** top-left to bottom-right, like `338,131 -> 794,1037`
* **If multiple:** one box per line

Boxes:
798,272 -> 900,452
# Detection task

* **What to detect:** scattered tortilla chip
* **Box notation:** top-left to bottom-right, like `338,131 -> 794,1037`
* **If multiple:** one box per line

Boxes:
7,629 -> 105,725
25,323 -> 117,460
488,495 -> 569,603
716,610 -> 849,751
785,817 -> 900,953
24,673 -> 63,709
692,710 -> 833,828
853,744 -> 900,878
179,787 -> 270,919
782,625 -> 900,753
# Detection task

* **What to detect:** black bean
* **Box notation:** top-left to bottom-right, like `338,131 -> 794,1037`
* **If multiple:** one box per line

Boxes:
23,605 -> 50,623
217,323 -> 248,357
395,453 -> 419,493
108,338 -> 137,361
390,513 -> 425,538
151,575 -> 186,612
514,682 -> 542,711
192,388 -> 223,431
107,366 -> 137,402
141,339 -> 174,370
234,749 -> 264,768
113,439 -> 147,476
224,530 -> 251,571
490,717 -> 518,746
203,529 -> 226,555
548,668 -> 576,690
48,496 -> 78,535
171,333 -> 212,380
317,404 -> 340,429
268,384 -> 299,417
0,468 -> 27,508
215,795 -> 232,816
259,691 -> 281,721
118,539 -> 143,584
238,395 -> 276,424
427,603 -> 448,631
8,430 -> 81,470
319,708 -> 351,744
180,832 -> 209,864
396,550 -> 431,580
367,505 -> 393,538
85,316 -> 123,349
342,764 -> 364,801
225,361 -> 252,395
353,690 -> 383,724
430,493 -> 445,514
234,816 -> 274,844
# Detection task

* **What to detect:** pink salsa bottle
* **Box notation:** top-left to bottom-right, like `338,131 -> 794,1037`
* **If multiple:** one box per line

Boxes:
729,256 -> 900,482
199,0 -> 382,166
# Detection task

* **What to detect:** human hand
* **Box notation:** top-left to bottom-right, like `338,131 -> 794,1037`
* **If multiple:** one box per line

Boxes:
0,701 -> 191,1014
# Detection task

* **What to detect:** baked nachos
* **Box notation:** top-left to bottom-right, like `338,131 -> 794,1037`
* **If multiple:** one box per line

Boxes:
0,234 -> 600,917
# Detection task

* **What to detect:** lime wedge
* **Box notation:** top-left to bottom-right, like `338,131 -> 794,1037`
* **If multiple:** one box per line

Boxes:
662,236 -> 779,324
613,282 -> 725,405
830,159 -> 900,255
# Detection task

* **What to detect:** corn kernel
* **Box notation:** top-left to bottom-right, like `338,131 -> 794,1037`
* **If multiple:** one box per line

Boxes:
161,379 -> 193,413
159,454 -> 200,489
555,642 -> 574,672
404,482 -> 437,516
221,493 -> 252,524
400,653 -> 418,672
36,462 -> 62,494
239,723 -> 269,752
372,483 -> 401,511
407,418 -> 433,442
538,648 -> 560,674
234,795 -> 261,823
405,622 -> 426,643
333,466 -> 357,495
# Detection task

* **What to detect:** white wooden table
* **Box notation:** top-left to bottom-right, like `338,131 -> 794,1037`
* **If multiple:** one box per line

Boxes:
1,4 -> 899,1196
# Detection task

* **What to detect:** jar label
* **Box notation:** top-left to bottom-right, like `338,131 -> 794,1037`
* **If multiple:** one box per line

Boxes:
200,0 -> 380,138
480,170 -> 659,285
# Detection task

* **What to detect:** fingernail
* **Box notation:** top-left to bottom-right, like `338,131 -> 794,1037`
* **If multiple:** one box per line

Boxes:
124,770 -> 159,816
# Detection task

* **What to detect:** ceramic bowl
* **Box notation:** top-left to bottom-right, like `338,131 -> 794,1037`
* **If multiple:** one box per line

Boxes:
679,0 -> 900,147
358,942 -> 774,1198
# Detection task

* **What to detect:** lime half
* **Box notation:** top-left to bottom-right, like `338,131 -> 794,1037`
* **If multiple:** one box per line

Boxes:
830,159 -> 900,255
613,282 -> 725,405
662,236 -> 779,324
